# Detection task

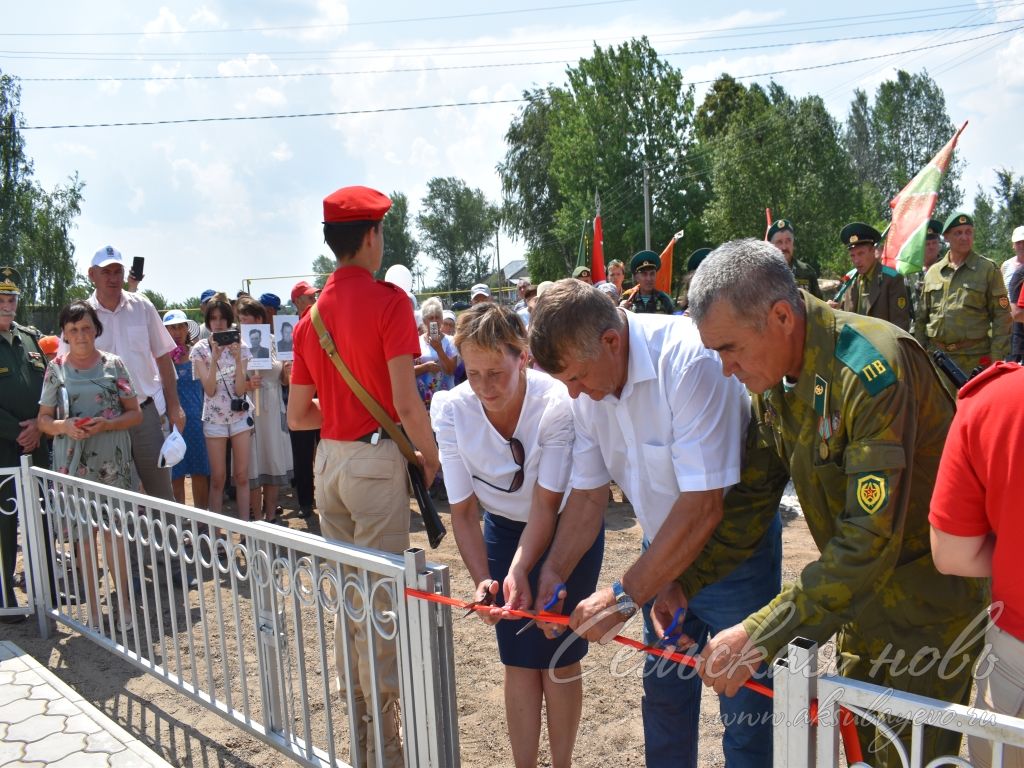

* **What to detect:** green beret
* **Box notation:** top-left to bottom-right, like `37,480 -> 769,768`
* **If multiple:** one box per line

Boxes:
766,219 -> 793,241
840,222 -> 882,248
942,211 -> 973,233
630,250 -> 660,273
926,218 -> 943,239
0,266 -> 22,296
571,265 -> 592,279
686,247 -> 712,272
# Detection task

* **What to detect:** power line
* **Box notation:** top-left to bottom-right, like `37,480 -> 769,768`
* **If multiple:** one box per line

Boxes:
15,19 -> 1023,83
21,25 -> 1021,130
0,1 -> 640,37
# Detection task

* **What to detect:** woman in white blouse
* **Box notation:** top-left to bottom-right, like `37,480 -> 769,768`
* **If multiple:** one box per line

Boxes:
430,304 -> 603,768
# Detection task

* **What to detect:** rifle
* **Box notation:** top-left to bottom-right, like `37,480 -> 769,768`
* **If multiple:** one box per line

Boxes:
931,349 -> 968,389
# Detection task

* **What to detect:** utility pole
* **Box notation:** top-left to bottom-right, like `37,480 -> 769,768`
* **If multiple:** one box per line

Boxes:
643,163 -> 651,251
494,222 -> 502,301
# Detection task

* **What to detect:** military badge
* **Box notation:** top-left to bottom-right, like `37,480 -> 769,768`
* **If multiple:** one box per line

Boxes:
855,474 -> 887,514
897,296 -> 906,309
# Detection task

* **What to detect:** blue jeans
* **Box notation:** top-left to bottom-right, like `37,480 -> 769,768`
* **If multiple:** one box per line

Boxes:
641,511 -> 782,768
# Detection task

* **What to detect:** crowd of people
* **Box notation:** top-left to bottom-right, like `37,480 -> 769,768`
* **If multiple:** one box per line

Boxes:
0,184 -> 1022,768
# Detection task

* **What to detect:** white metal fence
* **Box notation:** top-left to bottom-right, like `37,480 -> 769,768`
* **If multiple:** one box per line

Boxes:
773,637 -> 1024,767
4,458 -> 460,768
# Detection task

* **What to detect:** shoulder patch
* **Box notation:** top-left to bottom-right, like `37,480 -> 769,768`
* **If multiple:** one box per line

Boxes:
835,324 -> 896,396
880,265 -> 900,278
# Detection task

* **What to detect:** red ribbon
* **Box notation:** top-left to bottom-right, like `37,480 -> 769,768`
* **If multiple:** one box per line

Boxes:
404,587 -> 864,761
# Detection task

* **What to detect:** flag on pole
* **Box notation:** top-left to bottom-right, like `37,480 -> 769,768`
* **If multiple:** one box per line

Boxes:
592,216 -> 606,283
655,230 -> 684,294
881,121 -> 967,275
764,208 -> 773,240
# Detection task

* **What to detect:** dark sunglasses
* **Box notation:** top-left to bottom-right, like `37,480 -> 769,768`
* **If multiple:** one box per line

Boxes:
473,438 -> 525,493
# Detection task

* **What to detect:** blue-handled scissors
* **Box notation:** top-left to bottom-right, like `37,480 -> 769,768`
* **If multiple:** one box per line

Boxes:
658,607 -> 687,648
515,582 -> 567,636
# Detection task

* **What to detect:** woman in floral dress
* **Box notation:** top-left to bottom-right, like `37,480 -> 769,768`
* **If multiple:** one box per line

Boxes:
38,301 -> 143,629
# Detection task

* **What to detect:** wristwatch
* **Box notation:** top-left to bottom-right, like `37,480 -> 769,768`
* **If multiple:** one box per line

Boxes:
610,580 -> 638,620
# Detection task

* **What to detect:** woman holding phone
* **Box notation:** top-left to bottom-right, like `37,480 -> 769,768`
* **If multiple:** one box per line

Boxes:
189,293 -> 253,520
414,296 -> 457,409
430,303 -> 603,768
38,301 -> 143,630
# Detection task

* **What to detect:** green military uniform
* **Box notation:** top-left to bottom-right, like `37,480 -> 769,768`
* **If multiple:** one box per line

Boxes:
839,263 -> 913,332
681,292 -> 987,767
0,268 -> 50,610
915,250 -> 1011,372
791,258 -> 823,300
909,218 -> 944,337
627,250 -> 675,314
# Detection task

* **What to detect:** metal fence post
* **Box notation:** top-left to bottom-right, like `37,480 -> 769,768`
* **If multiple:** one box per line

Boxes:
251,529 -> 288,735
403,548 -> 460,768
19,456 -> 51,639
773,637 -> 818,767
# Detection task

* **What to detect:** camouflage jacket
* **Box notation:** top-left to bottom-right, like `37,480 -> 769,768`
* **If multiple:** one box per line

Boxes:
679,293 -> 986,659
915,250 -> 1011,364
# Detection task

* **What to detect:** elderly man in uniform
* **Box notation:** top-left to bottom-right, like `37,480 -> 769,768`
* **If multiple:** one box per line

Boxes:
915,212 -> 1011,374
620,250 -> 675,314
0,268 -> 51,620
832,222 -> 913,331
766,218 -> 823,299
288,185 -> 439,767
688,239 -> 987,767
529,279 -> 783,767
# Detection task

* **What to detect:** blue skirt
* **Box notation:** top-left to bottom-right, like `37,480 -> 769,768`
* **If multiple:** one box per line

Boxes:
483,510 -> 604,670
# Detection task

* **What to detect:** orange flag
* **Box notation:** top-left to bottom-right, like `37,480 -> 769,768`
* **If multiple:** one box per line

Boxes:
655,235 -> 678,294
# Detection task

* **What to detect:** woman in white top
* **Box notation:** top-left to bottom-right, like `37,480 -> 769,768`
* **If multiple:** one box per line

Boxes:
430,304 -> 603,768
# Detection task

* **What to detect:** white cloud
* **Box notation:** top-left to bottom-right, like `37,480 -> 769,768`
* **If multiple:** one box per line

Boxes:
144,63 -> 181,96
253,87 -> 286,106
995,31 -> 1024,87
143,7 -> 184,36
270,142 -> 293,161
55,142 -> 98,159
169,155 -> 253,230
189,5 -> 220,27
217,54 -> 280,77
98,80 -> 122,95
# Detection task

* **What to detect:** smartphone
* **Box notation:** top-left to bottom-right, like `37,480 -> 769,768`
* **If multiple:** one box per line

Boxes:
429,321 -> 439,340
129,256 -> 145,281
74,417 -> 92,428
212,329 -> 240,346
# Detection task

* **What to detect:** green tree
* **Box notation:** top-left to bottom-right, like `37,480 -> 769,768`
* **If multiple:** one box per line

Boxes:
704,82 -> 866,277
500,38 -> 708,286
311,254 -> 334,289
417,177 -> 499,292
847,70 -> 963,221
971,188 -> 1000,259
381,191 -> 419,276
1,71 -> 84,323
141,289 -> 168,311
972,169 -> 1024,260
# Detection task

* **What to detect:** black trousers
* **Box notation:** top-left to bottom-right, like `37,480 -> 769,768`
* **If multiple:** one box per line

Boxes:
289,429 -> 319,510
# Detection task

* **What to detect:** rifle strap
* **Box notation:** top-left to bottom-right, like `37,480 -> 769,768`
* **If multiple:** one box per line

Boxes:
308,304 -> 419,465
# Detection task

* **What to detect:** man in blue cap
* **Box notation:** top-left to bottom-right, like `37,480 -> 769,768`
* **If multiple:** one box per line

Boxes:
621,250 -> 674,314
258,293 -> 281,320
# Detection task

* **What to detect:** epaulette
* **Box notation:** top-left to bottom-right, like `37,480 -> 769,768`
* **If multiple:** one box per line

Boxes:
880,265 -> 900,278
13,322 -> 41,338
835,324 -> 896,396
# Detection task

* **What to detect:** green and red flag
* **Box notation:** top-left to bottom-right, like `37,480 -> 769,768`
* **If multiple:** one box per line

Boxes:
881,121 -> 967,275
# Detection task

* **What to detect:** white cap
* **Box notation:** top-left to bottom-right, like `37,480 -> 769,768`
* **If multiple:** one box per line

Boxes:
157,426 -> 187,469
91,245 -> 124,269
470,283 -> 490,299
162,309 -> 188,326
442,309 -> 456,322
1012,225 -> 1024,243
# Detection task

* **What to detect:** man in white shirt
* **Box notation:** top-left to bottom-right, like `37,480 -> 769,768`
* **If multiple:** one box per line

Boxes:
528,279 -> 781,768
1000,225 -> 1024,290
87,246 -> 185,502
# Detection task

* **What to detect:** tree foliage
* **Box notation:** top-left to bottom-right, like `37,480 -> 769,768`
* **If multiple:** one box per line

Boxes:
971,169 -> 1024,259
1,71 -> 84,324
845,70 -> 963,221
417,177 -> 498,292
311,254 -> 334,289
381,191 -> 419,276
500,38 -> 707,285
703,82 -> 866,276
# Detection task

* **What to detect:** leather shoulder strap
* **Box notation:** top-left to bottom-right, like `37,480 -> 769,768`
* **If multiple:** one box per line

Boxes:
308,304 -> 418,463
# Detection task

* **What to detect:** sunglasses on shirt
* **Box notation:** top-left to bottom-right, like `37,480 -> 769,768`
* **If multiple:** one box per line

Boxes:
472,437 -> 525,494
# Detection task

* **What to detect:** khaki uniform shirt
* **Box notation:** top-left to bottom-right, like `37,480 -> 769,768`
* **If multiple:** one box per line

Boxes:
679,294 -> 986,661
915,250 -> 1012,370
839,262 -> 913,331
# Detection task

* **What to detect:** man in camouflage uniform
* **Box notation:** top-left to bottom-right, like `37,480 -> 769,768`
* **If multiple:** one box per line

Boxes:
833,222 -> 913,331
915,211 -> 1011,373
0,268 -> 50,620
767,218 -> 823,299
687,239 -> 988,767
620,250 -> 675,314
909,218 -> 944,335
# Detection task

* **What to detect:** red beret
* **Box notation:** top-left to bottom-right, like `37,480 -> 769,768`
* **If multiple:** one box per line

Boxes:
323,186 -> 391,224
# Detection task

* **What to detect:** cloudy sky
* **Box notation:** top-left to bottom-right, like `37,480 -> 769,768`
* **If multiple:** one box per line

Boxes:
4,0 -> 1023,304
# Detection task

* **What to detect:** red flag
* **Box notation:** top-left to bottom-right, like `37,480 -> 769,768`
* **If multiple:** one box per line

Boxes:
881,122 -> 967,274
591,215 -> 606,283
655,237 -> 676,294
764,208 -> 773,240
